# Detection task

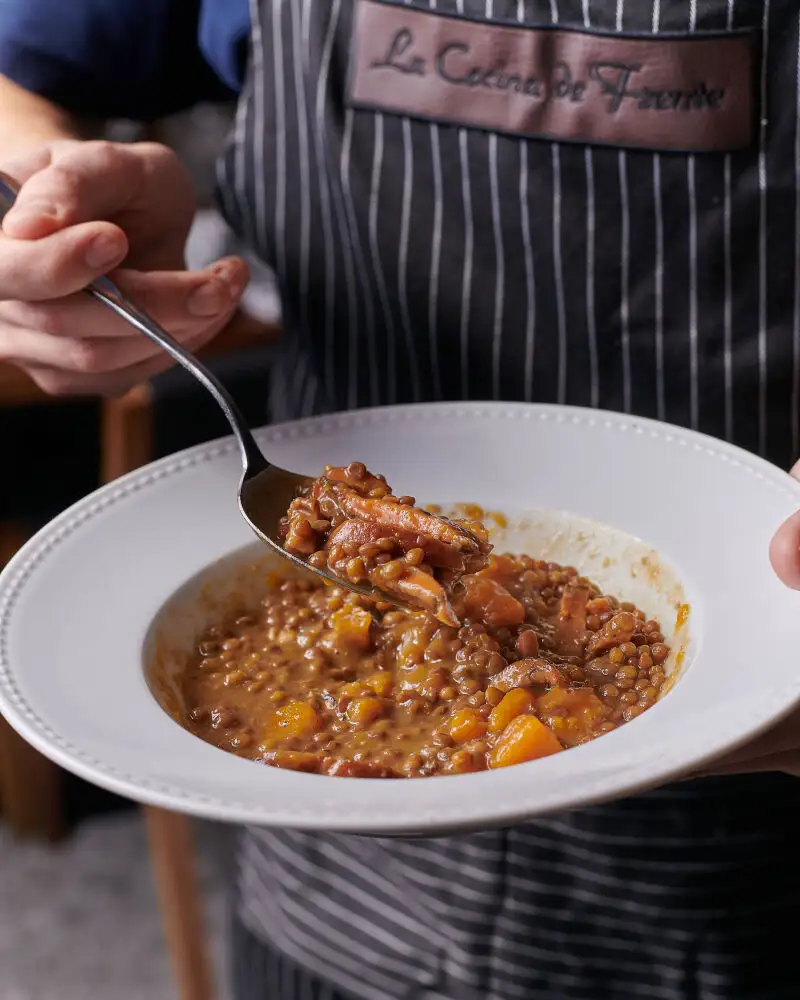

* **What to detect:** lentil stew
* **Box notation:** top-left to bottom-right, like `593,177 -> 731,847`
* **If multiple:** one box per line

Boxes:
179,474 -> 671,778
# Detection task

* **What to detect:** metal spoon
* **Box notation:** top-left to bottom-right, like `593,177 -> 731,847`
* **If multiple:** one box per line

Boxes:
0,170 -> 420,610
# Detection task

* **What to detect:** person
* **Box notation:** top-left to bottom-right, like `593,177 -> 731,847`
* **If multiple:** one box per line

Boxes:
1,2 -> 799,997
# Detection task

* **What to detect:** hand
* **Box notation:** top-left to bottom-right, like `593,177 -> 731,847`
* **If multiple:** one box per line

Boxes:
699,459 -> 800,779
0,139 -> 249,395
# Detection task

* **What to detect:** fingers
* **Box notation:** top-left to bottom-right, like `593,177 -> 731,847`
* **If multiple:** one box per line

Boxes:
0,256 -> 249,395
0,143 -> 60,189
0,143 -> 146,298
721,450 -> 800,776
3,141 -> 153,240
769,508 -> 800,590
0,137 -> 234,400
117,257 -> 249,322
706,710 -> 800,768
1,256 -> 249,339
0,305 -> 232,382
689,709 -> 800,781
0,139 -> 195,275
0,315 -> 229,374
700,751 -> 800,778
0,222 -> 129,300
20,336 -> 209,398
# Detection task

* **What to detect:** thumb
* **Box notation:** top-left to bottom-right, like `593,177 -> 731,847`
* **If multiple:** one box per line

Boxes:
770,459 -> 800,589
2,142 -> 143,240
0,151 -> 72,240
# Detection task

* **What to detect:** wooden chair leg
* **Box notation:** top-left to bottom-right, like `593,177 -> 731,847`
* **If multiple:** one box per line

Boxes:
0,715 -> 64,840
145,806 -> 216,1000
101,384 -> 154,483
102,391 -> 216,1000
0,521 -> 64,839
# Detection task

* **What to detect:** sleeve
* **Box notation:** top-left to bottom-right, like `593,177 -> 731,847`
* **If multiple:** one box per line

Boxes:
0,0 -> 235,123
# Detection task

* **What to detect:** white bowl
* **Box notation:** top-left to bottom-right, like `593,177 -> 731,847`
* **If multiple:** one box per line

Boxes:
1,402 -> 799,835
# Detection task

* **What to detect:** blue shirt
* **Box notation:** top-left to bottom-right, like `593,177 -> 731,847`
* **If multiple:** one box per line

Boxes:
0,0 -> 248,121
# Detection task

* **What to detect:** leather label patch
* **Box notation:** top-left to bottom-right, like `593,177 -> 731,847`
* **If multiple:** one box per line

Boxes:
348,0 -> 756,152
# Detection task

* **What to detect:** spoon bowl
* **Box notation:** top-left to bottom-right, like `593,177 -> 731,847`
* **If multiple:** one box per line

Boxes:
238,465 -> 412,604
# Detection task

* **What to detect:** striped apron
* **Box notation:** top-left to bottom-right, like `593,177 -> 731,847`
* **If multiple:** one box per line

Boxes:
218,2 -> 800,997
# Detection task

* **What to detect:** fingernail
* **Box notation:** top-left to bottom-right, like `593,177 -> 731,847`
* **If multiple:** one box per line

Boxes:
188,281 -> 224,317
211,260 -> 247,300
85,234 -> 124,269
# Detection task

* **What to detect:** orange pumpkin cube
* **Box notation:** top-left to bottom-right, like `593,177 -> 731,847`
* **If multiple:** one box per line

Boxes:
367,672 -> 394,698
331,605 -> 373,649
537,688 -> 607,747
272,700 -> 321,738
487,688 -> 536,733
345,696 -> 385,728
449,707 -> 488,743
488,715 -> 563,768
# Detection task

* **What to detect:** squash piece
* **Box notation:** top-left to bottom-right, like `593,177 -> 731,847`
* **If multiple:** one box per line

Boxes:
330,605 -> 373,649
537,688 -> 607,747
487,688 -> 535,733
488,715 -> 563,768
272,701 -> 321,738
463,574 -> 525,627
449,707 -> 487,743
345,697 -> 385,728
449,749 -> 482,774
367,672 -> 394,698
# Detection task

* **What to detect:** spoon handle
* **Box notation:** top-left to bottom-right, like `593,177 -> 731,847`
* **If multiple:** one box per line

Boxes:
0,170 -> 267,477
89,277 -> 268,474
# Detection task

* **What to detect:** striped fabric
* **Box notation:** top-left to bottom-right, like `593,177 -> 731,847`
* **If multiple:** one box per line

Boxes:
232,918 -> 347,1000
217,2 -> 800,997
